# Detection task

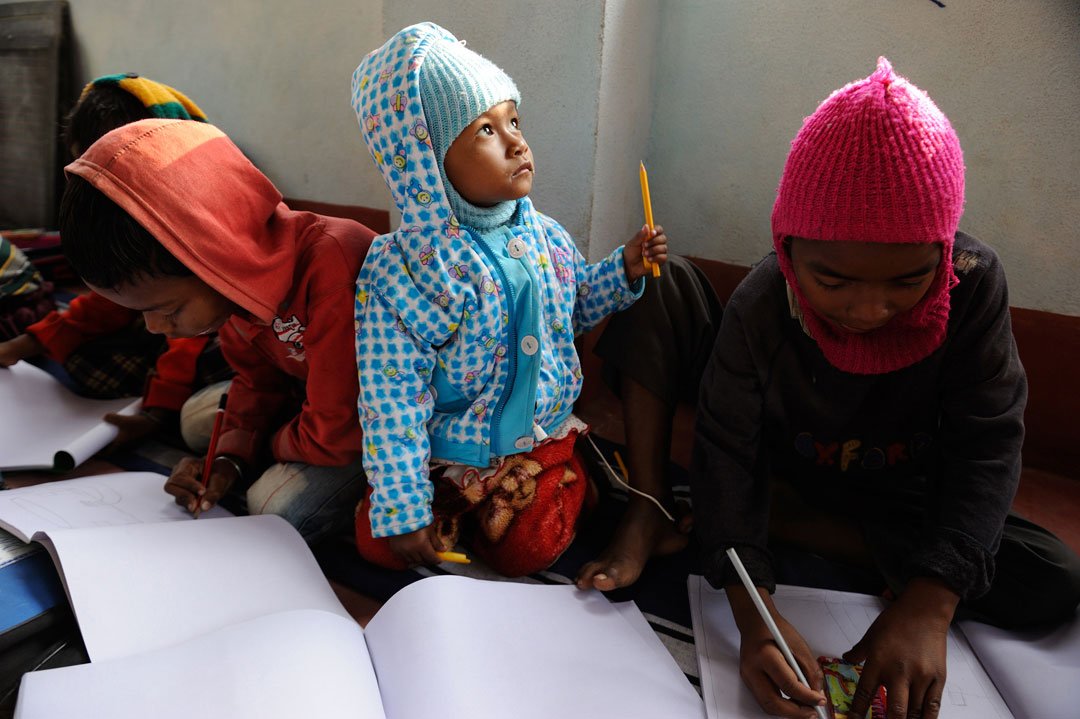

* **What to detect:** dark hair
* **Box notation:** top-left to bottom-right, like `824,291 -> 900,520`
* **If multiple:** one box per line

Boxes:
60,175 -> 193,289
63,83 -> 151,157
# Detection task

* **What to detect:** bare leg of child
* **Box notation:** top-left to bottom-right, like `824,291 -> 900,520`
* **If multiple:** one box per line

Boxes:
576,255 -> 721,591
575,375 -> 692,591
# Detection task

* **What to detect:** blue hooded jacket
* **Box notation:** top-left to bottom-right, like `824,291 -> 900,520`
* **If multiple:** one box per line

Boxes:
351,23 -> 641,537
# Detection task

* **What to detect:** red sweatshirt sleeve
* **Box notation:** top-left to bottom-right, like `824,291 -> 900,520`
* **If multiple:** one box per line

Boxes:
143,336 -> 210,412
26,292 -> 138,361
214,320 -> 293,468
269,283 -> 363,467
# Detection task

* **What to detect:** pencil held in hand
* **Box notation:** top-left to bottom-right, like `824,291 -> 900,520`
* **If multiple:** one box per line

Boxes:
638,162 -> 661,278
726,547 -> 830,719
195,392 -> 228,518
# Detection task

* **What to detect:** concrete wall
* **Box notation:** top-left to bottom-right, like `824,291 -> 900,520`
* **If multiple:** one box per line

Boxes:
588,0 -> 662,262
382,1 -> 605,250
13,0 -> 1079,314
648,0 -> 1080,315
58,0 -> 388,207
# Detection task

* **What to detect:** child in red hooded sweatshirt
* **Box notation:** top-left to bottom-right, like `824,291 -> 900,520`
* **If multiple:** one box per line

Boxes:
58,119 -> 375,544
0,75 -> 231,450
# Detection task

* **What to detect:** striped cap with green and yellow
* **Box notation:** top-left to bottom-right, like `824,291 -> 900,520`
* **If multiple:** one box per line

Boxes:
82,73 -> 208,122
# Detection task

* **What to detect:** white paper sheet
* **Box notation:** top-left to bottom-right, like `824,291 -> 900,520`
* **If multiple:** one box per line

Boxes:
960,611 -> 1080,719
364,576 -> 705,719
689,577 -> 1013,719
40,513 -> 350,662
0,471 -> 229,542
613,599 -> 705,710
15,609 -> 384,719
0,361 -> 141,471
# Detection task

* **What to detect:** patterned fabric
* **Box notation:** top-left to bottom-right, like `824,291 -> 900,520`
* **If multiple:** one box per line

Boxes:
0,236 -> 53,341
62,324 -> 166,399
772,57 -> 964,375
83,73 -> 208,121
0,236 -> 42,297
356,428 -> 592,577
350,22 -> 642,538
0,285 -> 55,342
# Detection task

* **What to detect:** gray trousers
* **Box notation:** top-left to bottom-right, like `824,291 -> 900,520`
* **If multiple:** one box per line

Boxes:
180,381 -> 365,545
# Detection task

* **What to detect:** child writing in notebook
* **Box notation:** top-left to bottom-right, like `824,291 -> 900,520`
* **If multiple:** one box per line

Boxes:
57,118 -> 376,544
350,23 -> 667,575
691,58 -> 1080,719
0,74 -> 230,449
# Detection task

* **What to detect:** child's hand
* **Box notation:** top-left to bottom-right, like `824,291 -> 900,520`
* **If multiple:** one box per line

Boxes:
0,333 -> 44,367
843,577 -> 958,719
730,585 -> 827,719
102,408 -> 169,453
386,524 -> 446,566
164,455 -> 240,516
623,224 -> 668,282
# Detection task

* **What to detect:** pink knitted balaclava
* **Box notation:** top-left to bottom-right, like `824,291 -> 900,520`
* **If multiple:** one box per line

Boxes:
772,57 -> 965,375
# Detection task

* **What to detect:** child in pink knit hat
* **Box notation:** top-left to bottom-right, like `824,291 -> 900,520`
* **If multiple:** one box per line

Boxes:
691,58 -> 1080,719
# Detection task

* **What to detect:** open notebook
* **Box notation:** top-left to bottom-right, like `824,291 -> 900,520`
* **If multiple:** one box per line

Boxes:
690,575 -> 1079,719
0,360 -> 141,471
958,611 -> 1080,719
6,472 -> 705,718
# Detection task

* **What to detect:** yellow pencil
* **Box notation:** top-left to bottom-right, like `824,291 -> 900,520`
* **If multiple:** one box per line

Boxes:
638,161 -> 661,278
436,551 -> 471,564
613,450 -> 631,483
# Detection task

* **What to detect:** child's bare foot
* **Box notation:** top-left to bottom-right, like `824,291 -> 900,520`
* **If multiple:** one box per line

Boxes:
575,498 -> 692,591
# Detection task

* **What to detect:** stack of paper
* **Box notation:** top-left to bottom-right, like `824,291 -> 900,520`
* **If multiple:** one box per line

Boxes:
0,361 -> 141,471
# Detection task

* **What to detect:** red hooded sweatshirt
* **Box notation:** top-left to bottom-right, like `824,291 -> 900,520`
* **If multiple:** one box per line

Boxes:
66,119 -> 375,468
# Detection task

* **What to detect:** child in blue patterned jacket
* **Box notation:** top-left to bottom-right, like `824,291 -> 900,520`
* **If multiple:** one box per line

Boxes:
350,22 -> 667,574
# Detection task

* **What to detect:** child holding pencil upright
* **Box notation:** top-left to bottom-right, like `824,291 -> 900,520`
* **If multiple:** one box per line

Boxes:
691,58 -> 1080,719
57,119 -> 377,544
575,163 -> 724,592
350,23 -> 667,575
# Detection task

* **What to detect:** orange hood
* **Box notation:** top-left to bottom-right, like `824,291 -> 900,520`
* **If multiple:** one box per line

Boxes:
66,118 -> 303,323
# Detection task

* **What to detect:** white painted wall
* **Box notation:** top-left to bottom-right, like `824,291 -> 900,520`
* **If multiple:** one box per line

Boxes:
647,0 -> 1080,315
59,0 -> 388,207
588,0 -> 662,262
382,0 -> 605,249
15,0 -> 1078,314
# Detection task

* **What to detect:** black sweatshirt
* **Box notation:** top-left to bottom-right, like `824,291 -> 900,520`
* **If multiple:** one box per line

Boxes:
691,232 -> 1027,600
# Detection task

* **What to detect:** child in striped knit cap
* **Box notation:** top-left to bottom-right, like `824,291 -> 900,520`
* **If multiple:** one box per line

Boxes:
0,74 -> 231,450
690,58 -> 1080,719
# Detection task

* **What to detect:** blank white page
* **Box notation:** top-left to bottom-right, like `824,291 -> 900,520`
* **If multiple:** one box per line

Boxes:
40,513 -> 350,662
613,599 -> 704,708
960,611 -> 1080,719
364,575 -> 705,719
0,361 -> 140,471
689,578 -> 1013,719
0,471 -> 229,542
15,609 -> 385,719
